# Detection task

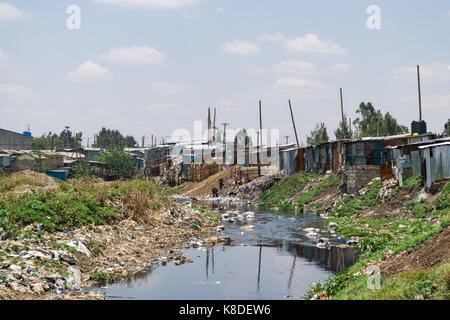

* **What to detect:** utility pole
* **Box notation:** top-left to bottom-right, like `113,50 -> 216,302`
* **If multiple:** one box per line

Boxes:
340,88 -> 345,134
417,65 -> 423,122
213,108 -> 217,143
288,100 -> 300,147
348,118 -> 352,138
221,122 -> 229,145
259,100 -> 263,147
283,135 -> 290,144
142,135 -> 145,148
208,107 -> 211,144
258,100 -> 263,177
221,122 -> 229,166
377,110 -> 381,137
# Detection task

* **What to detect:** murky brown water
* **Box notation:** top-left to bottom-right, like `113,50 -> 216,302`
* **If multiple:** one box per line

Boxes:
90,201 -> 359,299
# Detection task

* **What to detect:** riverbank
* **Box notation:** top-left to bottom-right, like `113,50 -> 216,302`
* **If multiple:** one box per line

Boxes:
0,172 -> 221,300
256,171 -> 449,299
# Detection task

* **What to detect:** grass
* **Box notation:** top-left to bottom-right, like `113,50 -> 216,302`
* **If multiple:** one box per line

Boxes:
259,173 -> 339,211
402,175 -> 422,190
306,181 -> 450,299
0,177 -> 173,239
332,262 -> 450,300
0,174 -> 47,193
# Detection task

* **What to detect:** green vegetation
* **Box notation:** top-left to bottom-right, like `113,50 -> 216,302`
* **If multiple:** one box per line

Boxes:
335,114 -> 352,140
306,123 -> 329,146
0,174 -> 47,193
93,127 -> 138,150
97,150 -> 135,178
353,102 -> 409,137
260,173 -> 318,209
306,181 -> 450,299
0,178 -> 171,239
260,173 -> 340,212
402,175 -> 422,190
296,174 -> 341,213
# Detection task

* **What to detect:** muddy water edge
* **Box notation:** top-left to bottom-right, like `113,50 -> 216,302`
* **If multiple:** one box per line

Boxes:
88,198 -> 360,299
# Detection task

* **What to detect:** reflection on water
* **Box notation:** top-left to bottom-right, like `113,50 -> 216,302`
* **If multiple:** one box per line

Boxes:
90,202 -> 360,300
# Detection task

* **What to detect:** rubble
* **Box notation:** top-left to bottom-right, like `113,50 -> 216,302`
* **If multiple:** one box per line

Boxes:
0,201 -> 222,300
378,178 -> 398,201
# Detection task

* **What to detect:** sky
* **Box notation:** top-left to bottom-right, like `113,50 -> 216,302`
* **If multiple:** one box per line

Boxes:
0,0 -> 449,146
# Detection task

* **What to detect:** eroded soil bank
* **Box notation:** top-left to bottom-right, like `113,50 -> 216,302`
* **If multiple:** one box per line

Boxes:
0,173 -> 221,300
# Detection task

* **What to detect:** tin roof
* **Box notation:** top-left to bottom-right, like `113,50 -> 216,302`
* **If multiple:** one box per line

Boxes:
418,141 -> 450,149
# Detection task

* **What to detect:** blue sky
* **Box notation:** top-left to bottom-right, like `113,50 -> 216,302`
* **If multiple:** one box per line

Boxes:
0,0 -> 449,146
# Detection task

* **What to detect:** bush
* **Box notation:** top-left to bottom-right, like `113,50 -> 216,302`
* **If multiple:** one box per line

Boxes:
98,150 -> 135,178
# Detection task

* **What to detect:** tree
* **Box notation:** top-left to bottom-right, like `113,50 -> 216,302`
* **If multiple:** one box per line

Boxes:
124,135 -> 138,148
234,129 -> 253,146
94,128 -> 137,150
97,150 -> 135,177
380,112 -> 408,136
31,132 -> 63,150
353,102 -> 408,137
334,114 -> 352,140
306,123 -> 329,146
443,119 -> 450,137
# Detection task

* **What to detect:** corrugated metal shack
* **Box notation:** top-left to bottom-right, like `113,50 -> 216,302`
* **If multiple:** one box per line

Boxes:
282,147 -> 300,176
144,144 -> 174,176
0,153 -> 11,167
387,136 -> 446,186
420,142 -> 450,188
81,148 -> 104,161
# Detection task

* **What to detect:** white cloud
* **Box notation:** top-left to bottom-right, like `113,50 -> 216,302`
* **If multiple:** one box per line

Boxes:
330,63 -> 353,73
142,102 -> 179,112
394,62 -> 450,80
0,2 -> 23,21
0,83 -> 37,102
284,33 -> 346,55
68,61 -> 110,82
100,46 -> 166,65
150,81 -> 191,93
221,41 -> 260,55
243,64 -> 268,75
94,0 -> 200,8
277,77 -> 326,89
258,32 -> 286,42
0,50 -> 8,67
274,61 -> 315,75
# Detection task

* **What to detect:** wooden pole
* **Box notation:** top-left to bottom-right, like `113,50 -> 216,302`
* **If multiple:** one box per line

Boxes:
348,118 -> 352,137
417,65 -> 422,122
213,108 -> 217,143
377,110 -> 381,137
340,88 -> 345,133
258,100 -> 262,176
259,100 -> 263,147
208,107 -> 211,144
288,100 -> 300,147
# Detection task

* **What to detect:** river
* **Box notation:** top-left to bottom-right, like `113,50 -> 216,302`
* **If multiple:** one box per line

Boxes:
89,199 -> 359,299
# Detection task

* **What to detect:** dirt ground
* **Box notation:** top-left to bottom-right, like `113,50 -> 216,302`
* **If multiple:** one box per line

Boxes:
6,170 -> 58,193
379,226 -> 450,277
182,165 -> 240,197
0,200 -> 221,300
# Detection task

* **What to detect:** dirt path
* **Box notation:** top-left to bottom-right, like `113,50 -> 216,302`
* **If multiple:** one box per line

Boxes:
379,226 -> 450,277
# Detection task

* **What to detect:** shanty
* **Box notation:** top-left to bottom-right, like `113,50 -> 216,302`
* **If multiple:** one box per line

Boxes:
0,1 -> 449,304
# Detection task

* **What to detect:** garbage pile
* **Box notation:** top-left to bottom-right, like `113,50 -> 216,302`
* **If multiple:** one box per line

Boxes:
303,222 -> 360,249
236,175 -> 280,200
378,178 -> 398,201
0,203 -> 222,299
